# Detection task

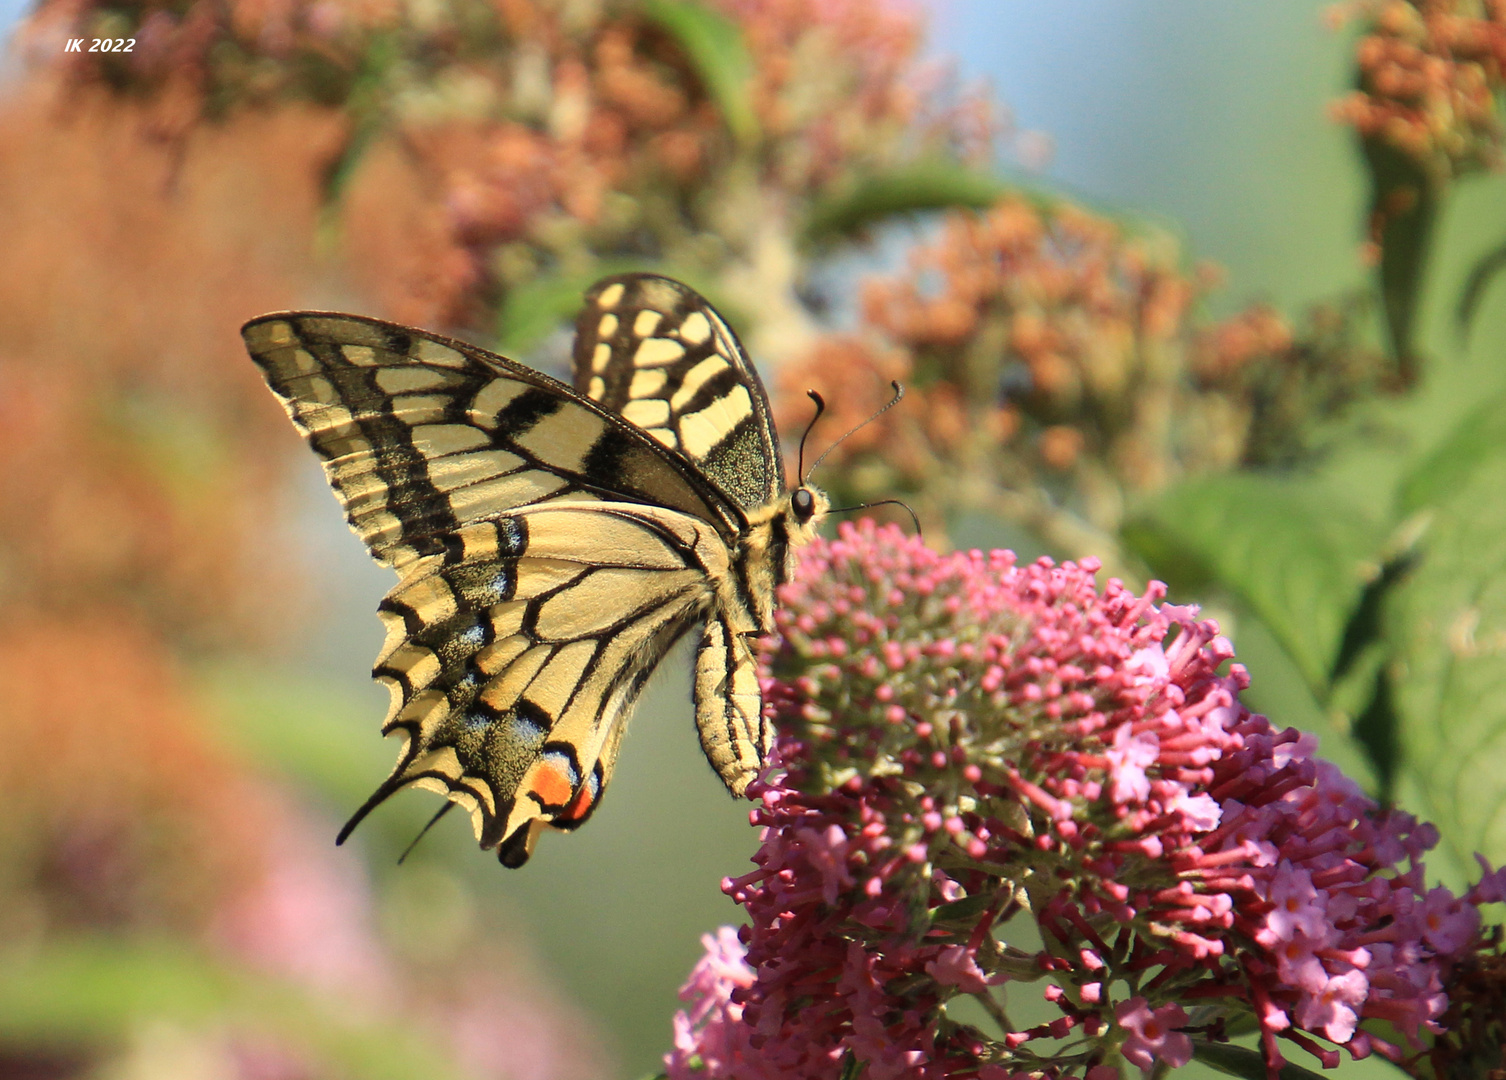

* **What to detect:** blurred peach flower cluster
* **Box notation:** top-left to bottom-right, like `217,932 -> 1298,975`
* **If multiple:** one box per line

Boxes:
1330,0 -> 1506,181
776,198 -> 1389,559
24,0 -> 989,337
780,199 -> 1198,534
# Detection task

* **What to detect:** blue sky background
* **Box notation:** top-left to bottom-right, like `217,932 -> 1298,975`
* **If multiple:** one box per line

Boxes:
929,0 -> 1365,313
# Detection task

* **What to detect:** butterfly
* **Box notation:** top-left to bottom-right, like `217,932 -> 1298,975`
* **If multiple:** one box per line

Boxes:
243,274 -> 830,867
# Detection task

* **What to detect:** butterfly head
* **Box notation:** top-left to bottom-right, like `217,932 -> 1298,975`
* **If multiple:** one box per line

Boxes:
778,481 -> 828,564
738,482 -> 828,627
790,484 -> 827,533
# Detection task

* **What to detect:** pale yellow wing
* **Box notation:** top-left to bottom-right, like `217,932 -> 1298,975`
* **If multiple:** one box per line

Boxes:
353,502 -> 729,867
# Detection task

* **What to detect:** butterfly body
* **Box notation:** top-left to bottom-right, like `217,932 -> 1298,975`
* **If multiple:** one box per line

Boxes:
244,275 -> 824,866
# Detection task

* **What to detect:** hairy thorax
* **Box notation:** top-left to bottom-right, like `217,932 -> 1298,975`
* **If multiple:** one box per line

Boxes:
735,485 -> 830,632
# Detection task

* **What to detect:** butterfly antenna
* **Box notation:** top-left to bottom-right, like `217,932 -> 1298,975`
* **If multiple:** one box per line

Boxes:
806,381 -> 904,480
797,390 -> 827,482
828,498 -> 923,537
397,802 -> 457,865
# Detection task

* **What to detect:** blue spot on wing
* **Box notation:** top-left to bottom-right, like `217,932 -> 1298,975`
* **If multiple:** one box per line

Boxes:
510,707 -> 550,751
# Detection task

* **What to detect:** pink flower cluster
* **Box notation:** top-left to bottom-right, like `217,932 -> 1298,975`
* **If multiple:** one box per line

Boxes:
667,522 -> 1499,1079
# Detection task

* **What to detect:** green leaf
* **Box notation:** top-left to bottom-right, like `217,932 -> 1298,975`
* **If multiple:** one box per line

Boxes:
642,0 -> 759,146
496,261 -> 653,356
1193,1041 -> 1331,1080
801,161 -> 1015,246
0,938 -> 467,1080
1359,136 -> 1441,382
1123,474 -> 1385,696
1399,386 -> 1506,514
321,104 -> 385,209
325,37 -> 400,201
1455,231 -> 1506,341
1388,451 -> 1506,871
838,1050 -> 866,1080
497,271 -> 608,358
929,892 -> 998,928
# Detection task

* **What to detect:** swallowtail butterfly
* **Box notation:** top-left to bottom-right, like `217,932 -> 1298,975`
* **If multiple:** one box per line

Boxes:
243,275 -> 827,866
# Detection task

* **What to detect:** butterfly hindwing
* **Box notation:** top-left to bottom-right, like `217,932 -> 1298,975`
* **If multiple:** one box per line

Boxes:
572,274 -> 784,514
243,312 -> 741,572
351,502 -> 734,866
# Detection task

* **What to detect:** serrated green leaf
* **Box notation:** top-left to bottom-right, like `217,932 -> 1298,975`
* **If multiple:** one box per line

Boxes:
1388,452 -> 1506,871
0,938 -> 467,1080
642,0 -> 758,145
801,161 -> 1015,245
1193,1041 -> 1331,1080
1399,386 -> 1506,514
1123,474 -> 1384,696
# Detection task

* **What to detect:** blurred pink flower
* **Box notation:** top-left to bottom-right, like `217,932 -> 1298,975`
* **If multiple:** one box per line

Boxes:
214,801 -> 395,1009
216,798 -> 609,1080
667,928 -> 760,1080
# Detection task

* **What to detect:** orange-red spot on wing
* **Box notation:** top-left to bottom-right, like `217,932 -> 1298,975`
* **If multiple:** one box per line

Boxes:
562,781 -> 596,822
528,760 -> 576,809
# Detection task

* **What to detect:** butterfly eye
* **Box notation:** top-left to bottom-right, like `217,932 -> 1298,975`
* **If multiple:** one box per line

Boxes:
792,487 -> 816,522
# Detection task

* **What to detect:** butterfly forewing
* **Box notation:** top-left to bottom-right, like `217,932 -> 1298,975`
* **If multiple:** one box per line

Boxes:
572,275 -> 783,514
244,313 -> 741,571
